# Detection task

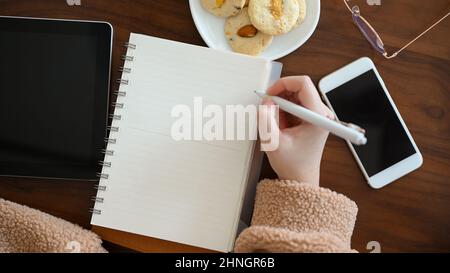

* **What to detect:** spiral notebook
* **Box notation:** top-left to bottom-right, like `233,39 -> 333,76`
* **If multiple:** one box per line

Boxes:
91,33 -> 282,252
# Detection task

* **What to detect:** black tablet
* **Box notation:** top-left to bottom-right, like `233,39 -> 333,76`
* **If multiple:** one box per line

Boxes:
0,16 -> 113,180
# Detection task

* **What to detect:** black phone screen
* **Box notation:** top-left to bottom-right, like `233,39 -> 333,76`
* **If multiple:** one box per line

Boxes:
326,70 -> 416,177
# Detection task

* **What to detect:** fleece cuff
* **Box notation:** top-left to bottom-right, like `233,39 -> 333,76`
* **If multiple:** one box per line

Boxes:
235,179 -> 358,252
0,198 -> 106,253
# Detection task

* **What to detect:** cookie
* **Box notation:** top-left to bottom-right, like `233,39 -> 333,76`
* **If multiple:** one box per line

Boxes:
294,0 -> 307,27
248,0 -> 300,35
225,8 -> 273,56
201,0 -> 246,17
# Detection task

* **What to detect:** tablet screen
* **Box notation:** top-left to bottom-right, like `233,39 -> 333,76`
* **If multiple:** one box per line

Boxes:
0,17 -> 112,179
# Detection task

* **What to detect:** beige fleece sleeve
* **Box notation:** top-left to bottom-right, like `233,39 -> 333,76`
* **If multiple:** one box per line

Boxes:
0,198 -> 106,253
234,179 -> 358,253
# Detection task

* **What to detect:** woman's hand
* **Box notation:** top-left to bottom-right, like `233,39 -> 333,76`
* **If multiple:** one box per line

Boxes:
259,76 -> 334,187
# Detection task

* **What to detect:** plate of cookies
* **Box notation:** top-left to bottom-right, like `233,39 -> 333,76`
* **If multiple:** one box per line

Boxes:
190,0 -> 320,60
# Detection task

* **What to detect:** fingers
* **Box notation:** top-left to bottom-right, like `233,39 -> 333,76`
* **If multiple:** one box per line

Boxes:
267,76 -> 330,116
268,76 -> 311,95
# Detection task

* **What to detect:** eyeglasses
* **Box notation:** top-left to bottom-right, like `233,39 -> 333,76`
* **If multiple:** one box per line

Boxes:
344,0 -> 450,59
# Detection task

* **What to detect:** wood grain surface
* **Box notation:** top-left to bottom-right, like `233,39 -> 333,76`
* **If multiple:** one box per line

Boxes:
0,0 -> 449,252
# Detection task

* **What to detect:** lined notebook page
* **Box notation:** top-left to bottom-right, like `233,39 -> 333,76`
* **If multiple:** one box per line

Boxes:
91,33 -> 273,252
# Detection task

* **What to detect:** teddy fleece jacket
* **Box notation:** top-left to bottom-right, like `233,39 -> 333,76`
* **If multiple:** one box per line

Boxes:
0,179 -> 358,253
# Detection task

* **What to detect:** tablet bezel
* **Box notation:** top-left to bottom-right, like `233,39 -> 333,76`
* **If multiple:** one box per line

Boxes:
0,16 -> 113,181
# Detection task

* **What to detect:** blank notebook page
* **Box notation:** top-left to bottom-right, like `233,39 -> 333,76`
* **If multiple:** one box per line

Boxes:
91,33 -> 273,252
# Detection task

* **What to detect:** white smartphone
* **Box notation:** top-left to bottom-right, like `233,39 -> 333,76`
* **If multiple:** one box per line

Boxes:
318,57 -> 423,189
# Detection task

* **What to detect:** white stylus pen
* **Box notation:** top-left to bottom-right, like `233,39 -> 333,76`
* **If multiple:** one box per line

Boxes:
255,91 -> 367,145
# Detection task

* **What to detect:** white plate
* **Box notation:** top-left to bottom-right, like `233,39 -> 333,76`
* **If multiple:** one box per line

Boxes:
189,0 -> 321,60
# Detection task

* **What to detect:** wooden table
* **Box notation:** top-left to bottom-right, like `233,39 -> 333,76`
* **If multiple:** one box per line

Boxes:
0,0 -> 449,253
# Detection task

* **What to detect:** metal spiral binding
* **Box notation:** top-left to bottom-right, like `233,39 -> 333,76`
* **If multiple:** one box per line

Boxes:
116,79 -> 129,85
110,114 -> 122,121
95,185 -> 107,191
124,42 -> 137,49
92,42 -> 136,216
99,161 -> 112,168
121,55 -> 134,62
105,137 -> 117,144
119,66 -> 132,73
89,208 -> 102,215
114,90 -> 127,97
112,102 -> 124,109
101,149 -> 114,156
92,197 -> 104,203
97,173 -> 109,179
107,126 -> 119,132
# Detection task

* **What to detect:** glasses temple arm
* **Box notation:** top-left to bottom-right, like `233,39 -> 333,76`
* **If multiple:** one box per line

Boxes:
385,11 -> 450,58
344,0 -> 353,13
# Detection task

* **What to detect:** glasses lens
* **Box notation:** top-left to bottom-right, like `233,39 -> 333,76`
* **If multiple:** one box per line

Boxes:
352,11 -> 386,54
